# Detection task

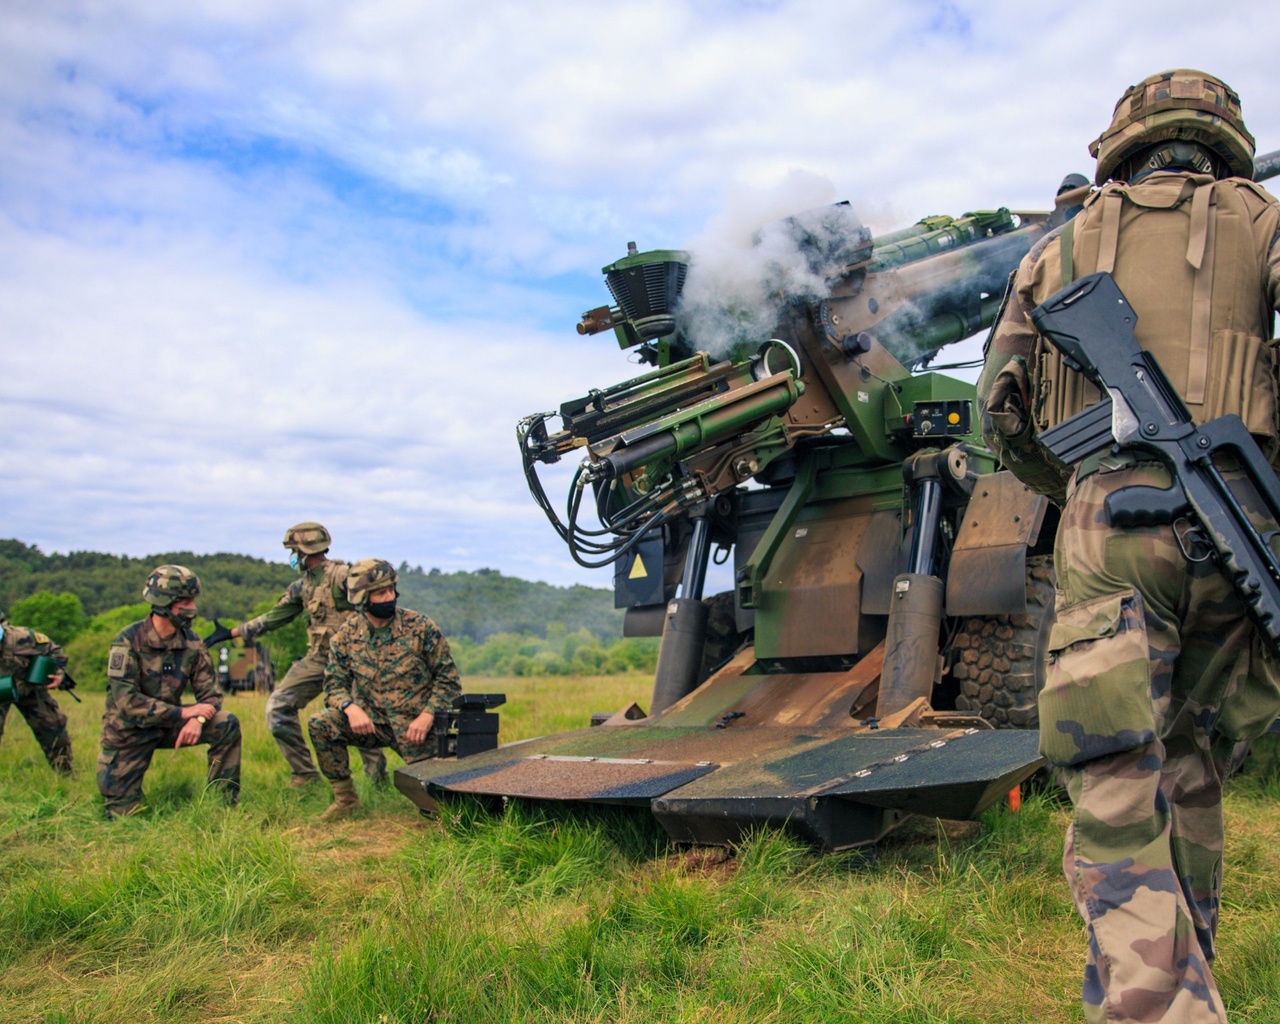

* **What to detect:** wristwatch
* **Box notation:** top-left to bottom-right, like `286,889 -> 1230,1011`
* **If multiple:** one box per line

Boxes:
195,715 -> 208,725
340,700 -> 353,711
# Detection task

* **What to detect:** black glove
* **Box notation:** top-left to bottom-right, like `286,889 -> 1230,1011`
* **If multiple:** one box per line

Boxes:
203,620 -> 235,648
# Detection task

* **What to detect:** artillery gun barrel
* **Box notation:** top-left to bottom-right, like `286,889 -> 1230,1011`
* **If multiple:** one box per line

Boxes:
1254,148 -> 1280,182
866,223 -> 1043,363
868,210 -> 1018,272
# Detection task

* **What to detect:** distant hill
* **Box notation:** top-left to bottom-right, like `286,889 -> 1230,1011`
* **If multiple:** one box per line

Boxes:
0,540 -> 623,641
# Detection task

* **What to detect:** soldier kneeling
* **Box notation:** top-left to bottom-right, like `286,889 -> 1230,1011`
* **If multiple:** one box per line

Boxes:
308,559 -> 461,821
98,565 -> 241,819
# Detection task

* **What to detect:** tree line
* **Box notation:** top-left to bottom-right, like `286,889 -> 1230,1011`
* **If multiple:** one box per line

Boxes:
1,540 -> 654,686
0,539 -> 626,641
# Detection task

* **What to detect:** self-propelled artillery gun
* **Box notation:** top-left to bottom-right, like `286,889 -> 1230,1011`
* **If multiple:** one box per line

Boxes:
394,160 -> 1280,849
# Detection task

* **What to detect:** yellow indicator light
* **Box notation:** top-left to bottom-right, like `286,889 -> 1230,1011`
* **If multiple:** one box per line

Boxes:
947,412 -> 961,425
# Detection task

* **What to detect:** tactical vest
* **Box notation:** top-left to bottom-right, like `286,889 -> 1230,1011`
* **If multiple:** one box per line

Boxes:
303,559 -> 356,657
1032,172 -> 1280,453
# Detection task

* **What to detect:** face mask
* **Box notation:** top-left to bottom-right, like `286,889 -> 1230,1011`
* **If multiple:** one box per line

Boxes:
367,598 -> 397,620
167,605 -> 198,626
289,551 -> 301,571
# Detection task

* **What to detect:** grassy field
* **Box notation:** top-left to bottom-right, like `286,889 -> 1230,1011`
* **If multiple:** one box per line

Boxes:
2,675 -> 1279,1024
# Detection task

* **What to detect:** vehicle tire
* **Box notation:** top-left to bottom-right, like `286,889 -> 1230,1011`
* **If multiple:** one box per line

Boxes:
951,555 -> 1055,729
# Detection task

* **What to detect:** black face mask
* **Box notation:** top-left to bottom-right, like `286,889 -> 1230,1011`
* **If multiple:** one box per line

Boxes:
367,598 -> 397,620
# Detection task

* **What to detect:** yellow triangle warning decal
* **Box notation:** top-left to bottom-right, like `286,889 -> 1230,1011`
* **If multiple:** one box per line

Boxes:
628,554 -> 648,579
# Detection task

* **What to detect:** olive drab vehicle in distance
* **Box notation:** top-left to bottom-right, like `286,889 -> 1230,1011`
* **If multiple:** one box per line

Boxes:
216,643 -> 276,695
396,151 -> 1280,852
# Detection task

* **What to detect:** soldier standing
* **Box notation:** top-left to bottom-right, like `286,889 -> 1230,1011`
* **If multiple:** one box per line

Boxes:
204,522 -> 387,786
0,609 -> 73,774
98,566 -> 241,818
307,559 -> 461,821
979,71 -> 1280,1024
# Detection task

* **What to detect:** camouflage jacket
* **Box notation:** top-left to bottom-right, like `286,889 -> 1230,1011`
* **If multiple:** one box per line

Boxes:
0,623 -> 65,699
103,616 -> 221,741
323,608 -> 462,725
239,558 -> 358,658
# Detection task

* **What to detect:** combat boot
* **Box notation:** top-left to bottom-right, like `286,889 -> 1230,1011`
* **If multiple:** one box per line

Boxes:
320,778 -> 360,821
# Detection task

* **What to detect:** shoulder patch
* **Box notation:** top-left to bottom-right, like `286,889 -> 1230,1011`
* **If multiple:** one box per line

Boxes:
33,631 -> 50,644
107,646 -> 130,678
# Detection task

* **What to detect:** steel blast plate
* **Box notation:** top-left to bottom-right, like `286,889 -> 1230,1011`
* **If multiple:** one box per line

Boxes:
652,727 -> 1042,850
394,724 -> 1044,852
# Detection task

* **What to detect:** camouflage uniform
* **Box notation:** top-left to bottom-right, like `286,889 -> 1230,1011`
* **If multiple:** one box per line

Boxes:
0,623 -> 73,773
98,616 -> 241,817
308,608 -> 461,779
978,71 -> 1280,1024
239,558 -> 387,782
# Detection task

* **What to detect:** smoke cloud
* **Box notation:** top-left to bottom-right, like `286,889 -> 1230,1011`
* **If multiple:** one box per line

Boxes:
675,170 -> 872,358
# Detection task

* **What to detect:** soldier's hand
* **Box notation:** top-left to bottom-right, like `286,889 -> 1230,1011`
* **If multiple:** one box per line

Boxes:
203,620 -> 235,648
407,710 -> 435,745
46,670 -> 65,690
175,718 -> 204,748
183,702 -> 218,720
343,703 -> 376,736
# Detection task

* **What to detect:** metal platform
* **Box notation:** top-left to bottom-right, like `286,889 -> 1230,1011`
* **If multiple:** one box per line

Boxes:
395,723 -> 1042,851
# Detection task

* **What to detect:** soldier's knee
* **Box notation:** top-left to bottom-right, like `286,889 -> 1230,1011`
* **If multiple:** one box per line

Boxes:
307,710 -> 342,744
213,711 -> 241,742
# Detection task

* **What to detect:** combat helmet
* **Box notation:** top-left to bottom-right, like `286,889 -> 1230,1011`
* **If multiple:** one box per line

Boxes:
143,565 -> 202,608
346,558 -> 397,608
1091,69 -> 1254,184
283,522 -> 332,556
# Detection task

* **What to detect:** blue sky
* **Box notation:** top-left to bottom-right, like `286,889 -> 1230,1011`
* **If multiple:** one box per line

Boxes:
2,1 -> 1276,587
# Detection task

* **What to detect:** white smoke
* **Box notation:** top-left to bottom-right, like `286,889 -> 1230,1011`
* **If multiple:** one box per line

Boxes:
675,170 -> 872,358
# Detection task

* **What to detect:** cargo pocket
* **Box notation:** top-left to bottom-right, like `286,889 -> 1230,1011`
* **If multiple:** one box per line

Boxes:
1038,588 -> 1156,767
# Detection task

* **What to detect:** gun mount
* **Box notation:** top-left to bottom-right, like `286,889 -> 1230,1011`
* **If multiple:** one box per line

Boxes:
397,154 -> 1280,850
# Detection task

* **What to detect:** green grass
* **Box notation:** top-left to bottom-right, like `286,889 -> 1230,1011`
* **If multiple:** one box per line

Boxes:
2,681 -> 1279,1023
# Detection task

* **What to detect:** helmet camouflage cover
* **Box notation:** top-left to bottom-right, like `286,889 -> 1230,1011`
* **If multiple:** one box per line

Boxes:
283,521 -> 332,555
346,558 -> 398,608
1091,69 -> 1255,184
143,564 -> 202,608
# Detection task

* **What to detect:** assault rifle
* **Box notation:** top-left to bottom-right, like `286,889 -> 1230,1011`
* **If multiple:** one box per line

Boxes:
1033,271 -> 1280,656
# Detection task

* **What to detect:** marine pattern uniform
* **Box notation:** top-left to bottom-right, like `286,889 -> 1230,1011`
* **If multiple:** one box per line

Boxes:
308,607 -> 462,779
239,558 -> 386,782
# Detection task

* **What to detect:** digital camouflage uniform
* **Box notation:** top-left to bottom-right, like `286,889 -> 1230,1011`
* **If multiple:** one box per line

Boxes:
978,70 -> 1280,1024
98,616 -> 241,818
308,607 -> 461,779
239,558 -> 387,782
0,623 -> 73,773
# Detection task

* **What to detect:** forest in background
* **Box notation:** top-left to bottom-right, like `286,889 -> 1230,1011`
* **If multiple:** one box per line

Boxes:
0,539 -> 656,684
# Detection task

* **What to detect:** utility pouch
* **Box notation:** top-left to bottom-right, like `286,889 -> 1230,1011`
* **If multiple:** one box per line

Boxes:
1202,329 -> 1278,440
1039,588 -> 1157,766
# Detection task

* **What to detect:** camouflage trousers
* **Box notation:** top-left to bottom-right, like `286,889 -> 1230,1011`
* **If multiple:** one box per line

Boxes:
97,710 -> 241,819
0,688 -> 72,773
1045,459 -> 1280,1024
307,707 -> 434,781
266,651 -> 386,782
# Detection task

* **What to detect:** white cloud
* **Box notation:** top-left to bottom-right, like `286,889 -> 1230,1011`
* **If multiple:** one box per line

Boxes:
2,0 -> 1278,592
